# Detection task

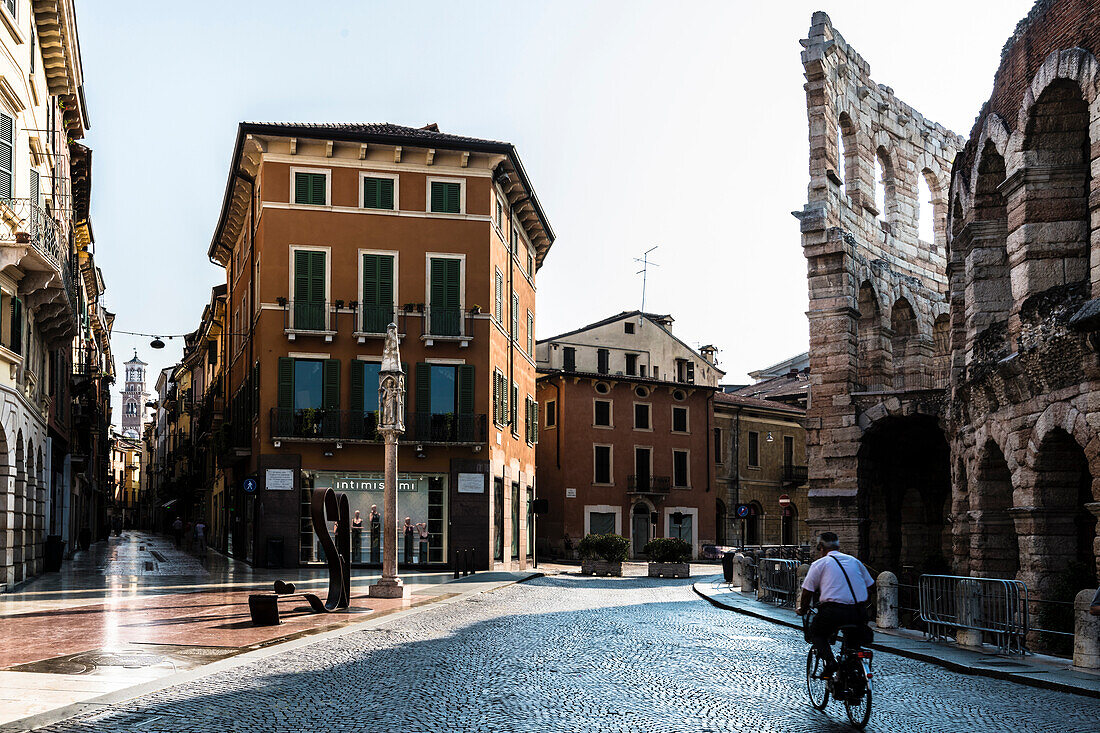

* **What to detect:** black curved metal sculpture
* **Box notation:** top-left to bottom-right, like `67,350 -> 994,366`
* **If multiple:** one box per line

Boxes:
309,487 -> 351,611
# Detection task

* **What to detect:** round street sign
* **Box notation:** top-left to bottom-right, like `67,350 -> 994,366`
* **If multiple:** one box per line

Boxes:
735,504 -> 750,518
778,494 -> 791,508
243,478 -> 258,494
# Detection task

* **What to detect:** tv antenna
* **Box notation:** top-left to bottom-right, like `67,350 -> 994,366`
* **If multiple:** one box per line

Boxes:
634,246 -> 659,325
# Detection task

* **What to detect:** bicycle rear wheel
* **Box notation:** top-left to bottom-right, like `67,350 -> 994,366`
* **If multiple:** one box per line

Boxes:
805,648 -> 829,710
843,661 -> 872,729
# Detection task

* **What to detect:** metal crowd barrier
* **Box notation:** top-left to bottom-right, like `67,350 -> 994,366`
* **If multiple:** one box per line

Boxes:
757,558 -> 800,607
918,574 -> 1029,655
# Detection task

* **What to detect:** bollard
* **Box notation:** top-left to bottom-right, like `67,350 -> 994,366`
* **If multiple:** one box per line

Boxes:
956,578 -> 983,648
453,549 -> 460,579
876,571 -> 899,629
795,564 -> 810,614
1073,588 -> 1100,669
740,556 -> 756,596
732,553 -> 744,588
467,548 -> 476,576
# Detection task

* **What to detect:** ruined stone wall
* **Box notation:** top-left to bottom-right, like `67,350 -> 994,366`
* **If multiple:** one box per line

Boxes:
799,11 -> 962,554
948,0 -> 1100,594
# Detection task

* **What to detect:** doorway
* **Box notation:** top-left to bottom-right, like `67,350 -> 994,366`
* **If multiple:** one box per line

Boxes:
632,503 -> 651,557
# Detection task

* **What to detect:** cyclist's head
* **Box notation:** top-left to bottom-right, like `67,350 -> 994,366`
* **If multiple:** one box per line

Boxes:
816,532 -> 840,553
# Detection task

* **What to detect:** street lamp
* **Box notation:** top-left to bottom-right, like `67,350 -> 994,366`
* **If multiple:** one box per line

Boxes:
369,323 -> 407,599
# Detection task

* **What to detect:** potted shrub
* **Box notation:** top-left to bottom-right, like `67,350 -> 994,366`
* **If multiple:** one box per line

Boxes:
644,537 -> 692,578
578,533 -> 629,576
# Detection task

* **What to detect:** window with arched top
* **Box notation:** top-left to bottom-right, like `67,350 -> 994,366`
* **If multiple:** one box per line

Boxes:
917,172 -> 935,244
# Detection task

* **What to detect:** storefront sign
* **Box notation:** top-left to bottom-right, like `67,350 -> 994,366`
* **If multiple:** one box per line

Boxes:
457,473 -> 484,494
266,469 -> 295,491
333,474 -> 424,492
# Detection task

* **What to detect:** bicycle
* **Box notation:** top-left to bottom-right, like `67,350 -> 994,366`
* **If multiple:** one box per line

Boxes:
803,608 -> 873,729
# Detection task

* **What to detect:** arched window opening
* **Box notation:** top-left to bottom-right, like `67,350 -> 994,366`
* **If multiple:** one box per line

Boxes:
874,146 -> 896,227
972,441 -> 1018,580
917,172 -> 935,244
971,140 -> 1012,353
857,282 -> 889,391
890,297 -> 920,390
874,155 -> 886,221
1021,79 -> 1090,297
837,112 -> 855,194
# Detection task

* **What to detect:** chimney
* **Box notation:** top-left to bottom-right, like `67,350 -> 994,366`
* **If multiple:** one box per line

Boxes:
699,344 -> 719,366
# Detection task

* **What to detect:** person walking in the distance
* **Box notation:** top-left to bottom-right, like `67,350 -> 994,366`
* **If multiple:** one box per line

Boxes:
796,532 -> 875,678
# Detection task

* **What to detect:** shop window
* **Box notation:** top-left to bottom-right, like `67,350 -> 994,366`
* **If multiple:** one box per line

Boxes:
590,511 -> 615,535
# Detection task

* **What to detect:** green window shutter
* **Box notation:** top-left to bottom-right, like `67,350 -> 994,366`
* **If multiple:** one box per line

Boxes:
362,254 -> 378,305
363,177 -> 379,208
431,181 -> 460,213
10,296 -> 20,355
362,254 -> 394,332
0,113 -> 13,200
495,271 -> 503,323
277,357 -> 294,411
429,258 -> 447,308
510,382 -> 517,430
311,173 -> 326,205
380,178 -> 394,209
323,359 -> 341,410
532,401 -> 539,444
511,294 -> 518,337
416,363 -> 431,415
294,172 -> 309,204
293,250 -> 311,303
309,251 -> 326,304
492,372 -> 499,424
350,359 -> 365,412
527,312 -> 534,354
458,364 -> 475,415
445,258 -> 460,308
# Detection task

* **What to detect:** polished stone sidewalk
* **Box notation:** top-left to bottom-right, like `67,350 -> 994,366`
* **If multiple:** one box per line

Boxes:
0,532 -> 538,726
694,574 -> 1100,698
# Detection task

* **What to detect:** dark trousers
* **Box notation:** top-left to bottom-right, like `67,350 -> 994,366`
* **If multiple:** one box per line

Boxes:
809,602 -> 870,669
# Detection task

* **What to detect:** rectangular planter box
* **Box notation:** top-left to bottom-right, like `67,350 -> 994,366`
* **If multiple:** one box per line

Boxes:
648,562 -> 690,578
580,560 -> 623,576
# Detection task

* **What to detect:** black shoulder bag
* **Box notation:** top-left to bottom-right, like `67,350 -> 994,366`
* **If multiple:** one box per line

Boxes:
831,556 -> 873,623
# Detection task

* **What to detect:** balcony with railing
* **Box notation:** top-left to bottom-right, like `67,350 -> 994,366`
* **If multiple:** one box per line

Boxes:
0,199 -> 78,343
422,306 -> 469,347
855,369 -> 949,394
280,299 -> 335,341
627,475 -> 671,495
355,303 -> 395,338
782,464 -> 808,485
270,408 -> 487,445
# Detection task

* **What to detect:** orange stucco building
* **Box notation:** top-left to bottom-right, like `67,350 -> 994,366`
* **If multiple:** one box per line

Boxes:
206,122 -> 553,570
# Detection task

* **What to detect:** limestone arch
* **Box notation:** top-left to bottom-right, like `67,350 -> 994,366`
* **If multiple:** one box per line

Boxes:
1015,47 -> 1098,137
856,280 -> 889,391
873,143 -> 899,226
967,113 -> 1011,199
970,439 -> 1020,580
837,110 -> 859,194
889,296 -> 921,389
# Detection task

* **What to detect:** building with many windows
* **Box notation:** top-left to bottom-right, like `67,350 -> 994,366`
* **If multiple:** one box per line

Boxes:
534,311 -> 721,559
203,122 -> 553,570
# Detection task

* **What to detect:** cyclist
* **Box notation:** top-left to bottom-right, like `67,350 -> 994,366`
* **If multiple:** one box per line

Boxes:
796,532 -> 875,678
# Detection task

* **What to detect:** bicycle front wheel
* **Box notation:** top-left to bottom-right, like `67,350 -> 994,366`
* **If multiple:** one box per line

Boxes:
805,647 -> 829,710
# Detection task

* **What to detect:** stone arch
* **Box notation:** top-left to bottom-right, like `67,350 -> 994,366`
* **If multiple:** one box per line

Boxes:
951,453 -> 971,575
1015,47 -> 1098,137
966,137 -> 1012,356
837,110 -> 858,194
970,439 -> 1019,580
745,500 -> 763,546
1014,73 -> 1090,308
12,429 -> 23,582
856,280 -> 889,391
874,143 -> 899,226
889,297 -> 923,389
856,414 -> 951,573
967,113 -> 1011,198
932,313 -> 950,386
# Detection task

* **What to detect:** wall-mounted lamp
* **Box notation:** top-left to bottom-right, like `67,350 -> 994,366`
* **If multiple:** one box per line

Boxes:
273,440 -> 281,448
323,450 -> 334,457
766,432 -> 774,442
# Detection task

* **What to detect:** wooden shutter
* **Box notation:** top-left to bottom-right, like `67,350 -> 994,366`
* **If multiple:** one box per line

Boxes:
495,271 -> 503,323
447,182 -> 460,212
492,372 -> 499,423
379,178 -> 394,209
9,297 -> 20,355
444,258 -> 460,308
309,251 -> 326,304
431,181 -> 460,213
458,364 -> 474,414
0,113 -> 12,200
277,357 -> 294,411
511,294 -> 518,337
293,250 -> 311,304
323,359 -> 340,410
510,382 -> 518,431
294,172 -> 309,204
29,169 -> 38,206
310,173 -> 326,205
532,401 -> 539,444
363,177 -> 379,208
430,181 -> 444,212
350,359 -> 364,412
416,363 -> 431,415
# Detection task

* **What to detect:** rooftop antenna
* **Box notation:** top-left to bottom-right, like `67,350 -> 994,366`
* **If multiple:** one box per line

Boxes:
634,246 -> 659,327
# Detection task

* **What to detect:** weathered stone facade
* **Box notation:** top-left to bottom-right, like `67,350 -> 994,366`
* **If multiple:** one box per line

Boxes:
802,3 -> 1100,597
798,12 -> 963,572
947,0 -> 1100,596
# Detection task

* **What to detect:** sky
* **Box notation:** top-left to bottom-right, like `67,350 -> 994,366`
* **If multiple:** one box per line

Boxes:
78,0 -> 1036,422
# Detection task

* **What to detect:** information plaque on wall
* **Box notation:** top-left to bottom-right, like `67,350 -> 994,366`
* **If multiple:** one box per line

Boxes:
457,473 -> 485,493
265,468 -> 295,491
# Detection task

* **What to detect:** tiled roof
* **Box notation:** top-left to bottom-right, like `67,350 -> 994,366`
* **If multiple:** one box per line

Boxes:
242,122 -> 508,148
714,391 -> 805,415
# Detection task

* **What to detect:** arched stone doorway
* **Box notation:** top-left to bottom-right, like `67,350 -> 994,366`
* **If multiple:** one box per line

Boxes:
745,501 -> 763,546
1023,428 -> 1096,597
970,440 -> 1018,579
857,415 -> 950,574
781,503 -> 798,546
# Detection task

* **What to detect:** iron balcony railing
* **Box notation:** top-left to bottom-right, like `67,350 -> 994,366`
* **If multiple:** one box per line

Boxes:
282,300 -> 332,332
0,199 -> 77,314
358,303 -> 394,334
627,475 -> 671,494
270,408 -> 487,445
782,464 -> 808,483
424,305 -> 464,338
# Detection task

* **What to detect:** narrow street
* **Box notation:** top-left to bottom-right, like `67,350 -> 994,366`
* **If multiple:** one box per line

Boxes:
27,573 -> 1098,733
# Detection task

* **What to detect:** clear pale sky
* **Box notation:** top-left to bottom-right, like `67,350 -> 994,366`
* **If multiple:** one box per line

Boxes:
80,0 -> 1035,422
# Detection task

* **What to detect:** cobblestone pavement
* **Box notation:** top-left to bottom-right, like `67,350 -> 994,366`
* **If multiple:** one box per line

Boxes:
33,574 -> 1100,733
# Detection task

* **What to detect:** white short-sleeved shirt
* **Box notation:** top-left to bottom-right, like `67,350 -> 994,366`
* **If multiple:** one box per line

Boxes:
802,551 -> 874,604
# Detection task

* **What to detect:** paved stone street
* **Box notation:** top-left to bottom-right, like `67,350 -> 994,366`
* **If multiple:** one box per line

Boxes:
27,574 -> 1100,733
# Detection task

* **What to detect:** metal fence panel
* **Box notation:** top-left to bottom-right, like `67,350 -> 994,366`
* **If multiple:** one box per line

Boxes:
918,574 -> 1029,655
757,558 -> 800,607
